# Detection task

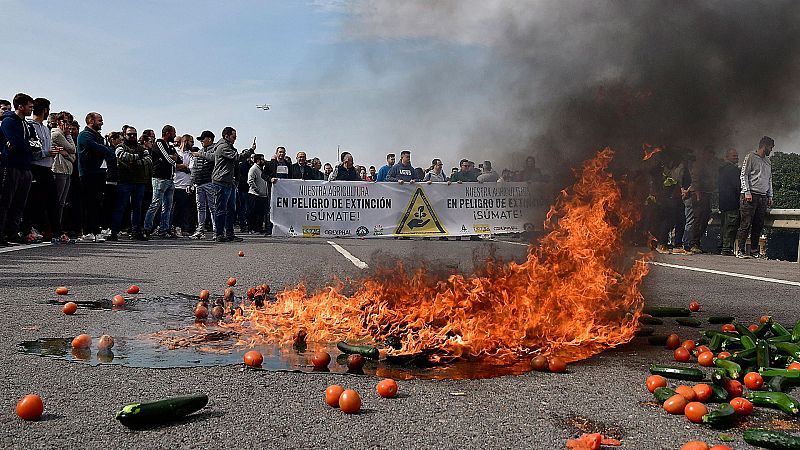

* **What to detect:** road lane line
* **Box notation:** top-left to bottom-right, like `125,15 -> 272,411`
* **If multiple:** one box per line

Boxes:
650,261 -> 800,287
493,240 -> 530,247
0,242 -> 52,254
327,241 -> 368,270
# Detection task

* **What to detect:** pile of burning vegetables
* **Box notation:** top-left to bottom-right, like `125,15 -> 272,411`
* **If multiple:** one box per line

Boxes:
642,303 -> 800,449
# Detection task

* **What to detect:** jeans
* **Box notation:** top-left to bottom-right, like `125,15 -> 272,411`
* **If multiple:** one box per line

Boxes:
144,178 -> 174,234
736,194 -> 768,254
689,193 -> 711,248
0,167 -> 33,239
195,182 -> 216,233
720,210 -> 740,252
212,183 -> 236,237
112,183 -> 145,234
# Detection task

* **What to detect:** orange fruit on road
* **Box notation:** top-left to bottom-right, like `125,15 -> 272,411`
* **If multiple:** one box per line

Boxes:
748,324 -> 758,332
548,357 -> 567,373
720,324 -> 736,333
760,315 -> 771,324
63,302 -> 77,315
689,301 -> 700,312
325,385 -> 345,407
311,351 -> 331,370
243,350 -> 263,368
71,334 -> 92,349
16,394 -> 44,421
697,351 -> 715,367
680,442 -> 709,450
684,402 -> 708,423
199,290 -> 210,301
674,385 -> 696,402
681,340 -> 696,352
376,379 -> 398,398
646,375 -> 667,393
531,355 -> 548,372
674,347 -> 691,362
743,372 -> 764,390
730,397 -> 753,415
112,295 -> 125,307
717,351 -> 731,359
238,250 -> 245,257
692,384 -> 713,402
194,305 -> 208,319
55,286 -> 69,295
339,389 -> 361,414
227,277 -> 237,286
127,285 -> 140,294
663,394 -> 688,414
665,334 -> 681,349
788,361 -> 800,371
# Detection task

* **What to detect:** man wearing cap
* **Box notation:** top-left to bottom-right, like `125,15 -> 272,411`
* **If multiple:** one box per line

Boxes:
736,136 -> 775,259
190,130 -> 216,239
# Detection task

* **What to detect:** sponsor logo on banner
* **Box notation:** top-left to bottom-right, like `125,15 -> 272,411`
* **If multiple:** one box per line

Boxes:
461,224 -> 468,232
373,224 -> 384,236
302,226 -> 320,238
395,188 -> 447,235
492,225 -> 519,232
473,224 -> 491,234
324,229 -> 352,236
356,226 -> 369,237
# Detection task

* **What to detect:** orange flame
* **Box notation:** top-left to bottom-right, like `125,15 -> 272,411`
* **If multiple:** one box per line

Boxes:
642,143 -> 663,161
221,148 -> 649,364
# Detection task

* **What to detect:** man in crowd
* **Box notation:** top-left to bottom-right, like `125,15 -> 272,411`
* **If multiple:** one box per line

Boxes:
290,151 -> 324,180
110,126 -> 151,241
331,152 -> 360,181
173,134 -> 196,236
194,126 -> 254,242
76,112 -> 115,242
263,146 -> 291,235
0,99 -> 11,113
27,97 -> 62,242
376,153 -> 395,182
0,93 -> 37,246
520,156 -> 544,182
247,154 -> 268,233
386,150 -> 418,183
477,160 -> 499,182
50,111 -> 76,243
449,158 -> 479,183
718,147 -> 741,256
323,162 -> 333,179
236,152 -> 253,233
144,125 -> 181,239
190,130 -> 216,239
687,146 -> 716,254
736,136 -> 774,259
424,159 -> 448,182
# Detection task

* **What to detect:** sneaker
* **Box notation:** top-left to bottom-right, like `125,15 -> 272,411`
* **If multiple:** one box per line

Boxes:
735,250 -> 751,259
190,231 -> 204,240
214,235 -> 230,242
131,233 -> 149,241
79,233 -> 95,242
226,235 -> 244,242
689,246 -> 703,254
655,245 -> 670,254
100,228 -> 111,237
671,247 -> 689,255
94,234 -> 106,242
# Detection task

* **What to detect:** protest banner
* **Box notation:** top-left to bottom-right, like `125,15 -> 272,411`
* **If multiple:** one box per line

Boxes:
270,180 -> 550,238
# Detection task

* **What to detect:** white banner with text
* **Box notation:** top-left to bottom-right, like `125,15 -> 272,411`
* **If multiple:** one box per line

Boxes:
269,180 -> 549,238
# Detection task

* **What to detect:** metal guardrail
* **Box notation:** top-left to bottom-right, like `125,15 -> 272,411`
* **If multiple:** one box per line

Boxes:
711,209 -> 800,262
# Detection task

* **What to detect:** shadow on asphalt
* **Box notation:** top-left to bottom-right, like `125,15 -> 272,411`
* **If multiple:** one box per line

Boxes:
120,409 -> 225,431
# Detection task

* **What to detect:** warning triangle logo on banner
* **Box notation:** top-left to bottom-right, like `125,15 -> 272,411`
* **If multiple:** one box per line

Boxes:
395,187 -> 447,235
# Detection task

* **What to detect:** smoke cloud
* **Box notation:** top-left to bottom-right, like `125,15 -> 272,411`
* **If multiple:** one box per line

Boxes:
340,0 -> 800,175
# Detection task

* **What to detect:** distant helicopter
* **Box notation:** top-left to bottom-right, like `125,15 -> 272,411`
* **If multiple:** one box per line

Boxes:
256,104 -> 271,110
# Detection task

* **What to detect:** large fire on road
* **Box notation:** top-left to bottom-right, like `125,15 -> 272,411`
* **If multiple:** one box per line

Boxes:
221,148 -> 649,365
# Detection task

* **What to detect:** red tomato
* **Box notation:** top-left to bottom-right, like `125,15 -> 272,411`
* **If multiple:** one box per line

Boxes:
665,334 -> 681,350
194,305 -> 208,319
243,350 -> 263,368
530,355 -> 548,372
663,394 -> 688,414
112,295 -> 125,307
744,372 -> 764,390
325,385 -> 344,407
681,340 -> 696,352
697,351 -> 715,367
730,397 -> 753,415
376,379 -> 398,398
724,379 -> 743,398
717,351 -> 731,359
311,351 -> 331,370
720,324 -> 736,333
127,285 -> 140,294
71,334 -> 91,349
694,345 -> 711,355
55,286 -> 69,295
63,302 -> 77,315
16,394 -> 44,421
199,290 -> 210,301
238,250 -> 245,257
646,375 -> 667,393
788,362 -> 800,371
227,277 -> 237,286
548,357 -> 567,373
675,385 -> 696,402
339,389 -> 361,414
347,354 -> 366,372
684,401 -> 708,423
674,346 -> 691,362
760,315 -> 771,324
709,446 -> 733,450
689,301 -> 700,312
748,324 -> 759,332
679,442 -> 709,450
692,384 -> 713,402
97,335 -> 114,351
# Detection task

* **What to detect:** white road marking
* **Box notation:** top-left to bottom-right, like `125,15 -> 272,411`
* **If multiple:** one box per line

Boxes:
650,261 -> 800,287
0,242 -> 52,254
327,241 -> 369,269
493,240 -> 530,247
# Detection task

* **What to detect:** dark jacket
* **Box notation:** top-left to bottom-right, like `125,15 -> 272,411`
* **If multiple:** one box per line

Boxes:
196,138 -> 252,187
0,111 -> 39,169
116,142 -> 152,184
718,160 -> 741,212
191,144 -> 215,185
334,165 -> 360,181
450,170 -> 478,182
238,159 -> 252,191
76,127 -> 114,176
290,163 -> 324,180
263,159 -> 291,180
151,138 -> 179,180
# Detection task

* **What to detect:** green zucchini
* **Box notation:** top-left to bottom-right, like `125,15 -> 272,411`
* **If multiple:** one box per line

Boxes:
768,376 -> 792,392
115,394 -> 208,428
336,341 -> 380,359
708,333 -> 724,352
770,335 -> 795,344
708,316 -> 735,324
639,316 -> 664,325
760,368 -> 800,379
653,387 -> 677,403
714,358 -> 742,380
734,321 -> 759,341
775,342 -> 800,360
676,317 -> 702,327
711,367 -> 729,386
772,322 -> 792,337
649,364 -> 704,381
758,339 -> 772,371
745,391 -> 800,415
702,403 -> 736,428
642,306 -> 691,317
792,319 -> 800,343
634,327 -> 654,337
710,384 -> 729,402
754,318 -> 773,338
702,330 -> 740,342
740,334 -> 757,350
732,347 -> 757,360
743,428 -> 800,450
647,335 -> 669,346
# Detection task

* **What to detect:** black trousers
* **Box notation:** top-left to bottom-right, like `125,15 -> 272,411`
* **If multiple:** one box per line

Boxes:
247,193 -> 267,233
173,187 -> 197,233
736,193 -> 768,253
26,165 -> 62,238
0,167 -> 32,239
80,172 -> 106,235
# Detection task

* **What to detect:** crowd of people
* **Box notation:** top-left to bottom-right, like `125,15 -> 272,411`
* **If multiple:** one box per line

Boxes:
647,136 -> 775,259
0,93 -> 548,246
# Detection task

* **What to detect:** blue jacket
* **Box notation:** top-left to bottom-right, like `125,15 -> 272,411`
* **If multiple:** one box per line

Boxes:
76,127 -> 114,176
376,164 -> 391,182
0,110 -> 39,169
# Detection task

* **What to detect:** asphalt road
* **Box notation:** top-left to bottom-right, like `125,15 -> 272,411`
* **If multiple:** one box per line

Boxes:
2,236 -> 800,449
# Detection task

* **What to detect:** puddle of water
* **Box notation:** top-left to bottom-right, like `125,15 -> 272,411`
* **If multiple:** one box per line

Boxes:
29,293 -> 534,379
